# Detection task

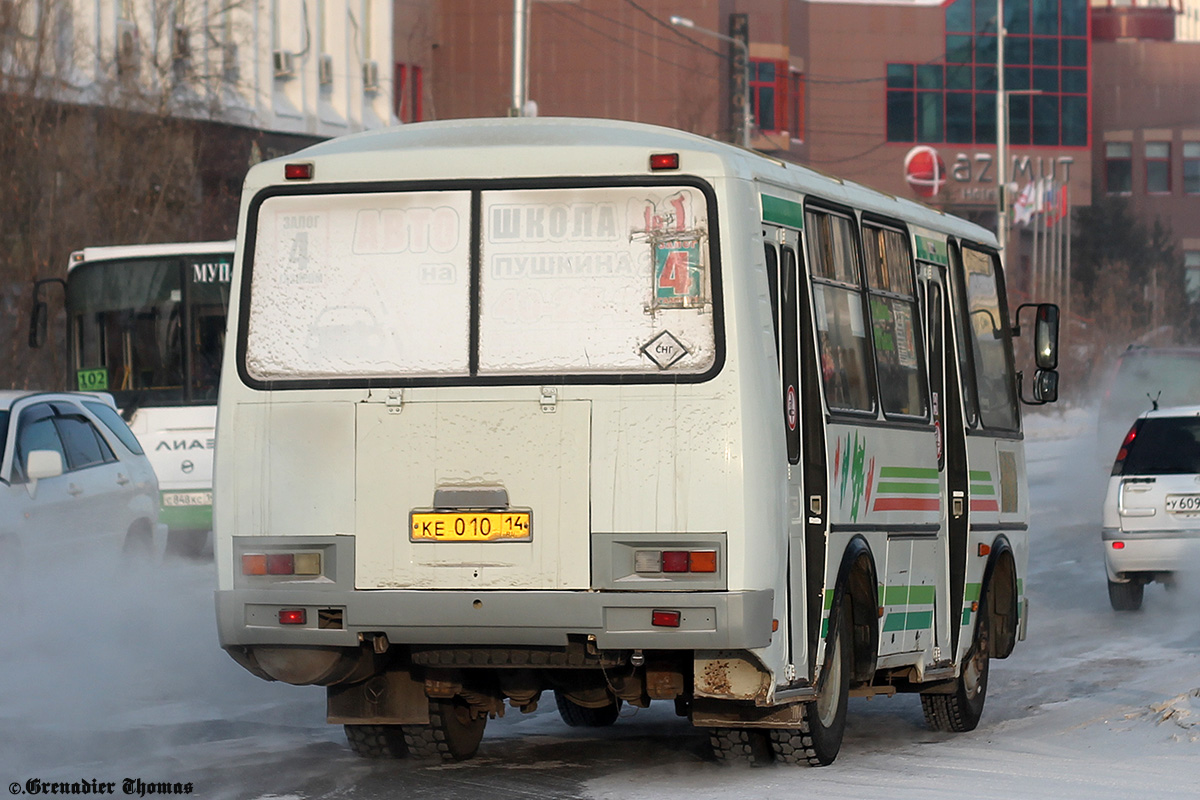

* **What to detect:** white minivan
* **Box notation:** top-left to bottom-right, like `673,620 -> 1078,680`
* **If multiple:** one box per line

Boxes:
1102,404 -> 1200,610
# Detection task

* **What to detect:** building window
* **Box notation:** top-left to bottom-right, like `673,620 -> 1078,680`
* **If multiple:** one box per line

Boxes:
394,63 -> 423,123
790,70 -> 805,141
886,0 -> 1089,146
1146,142 -> 1171,194
751,58 -> 789,134
1186,251 -> 1200,301
1106,142 -> 1132,194
1183,142 -> 1200,194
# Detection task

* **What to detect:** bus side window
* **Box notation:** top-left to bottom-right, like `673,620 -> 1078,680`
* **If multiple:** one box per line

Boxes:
804,209 -> 875,414
862,224 -> 928,419
947,244 -> 980,426
764,242 -> 781,366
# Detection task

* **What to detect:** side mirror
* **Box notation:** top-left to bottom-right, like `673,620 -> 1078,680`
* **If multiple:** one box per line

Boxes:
29,300 -> 47,348
1032,369 -> 1059,404
25,449 -> 64,498
1034,303 -> 1059,370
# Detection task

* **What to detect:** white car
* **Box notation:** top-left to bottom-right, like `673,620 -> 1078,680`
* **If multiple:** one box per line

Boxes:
0,391 -> 165,572
1102,404 -> 1200,610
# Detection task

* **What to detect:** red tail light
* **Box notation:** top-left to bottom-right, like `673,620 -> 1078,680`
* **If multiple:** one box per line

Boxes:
1113,421 -> 1142,474
661,551 -> 689,573
1112,541 -> 1126,550
267,554 -> 295,575
649,153 -> 680,171
279,608 -> 307,625
651,609 -> 681,627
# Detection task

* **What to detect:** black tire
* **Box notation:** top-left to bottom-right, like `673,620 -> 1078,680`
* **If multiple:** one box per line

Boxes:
708,728 -> 774,765
553,690 -> 621,727
165,530 -> 209,559
402,697 -> 487,762
770,601 -> 852,766
922,601 -> 990,733
1108,578 -> 1144,611
344,724 -> 408,758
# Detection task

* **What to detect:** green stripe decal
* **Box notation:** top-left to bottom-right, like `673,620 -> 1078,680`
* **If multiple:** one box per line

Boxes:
969,470 -> 992,481
964,583 -> 982,602
877,481 -> 941,495
971,484 -> 996,496
961,608 -> 973,626
824,590 -> 835,610
882,585 -> 936,605
879,466 -> 939,479
762,195 -> 805,229
883,611 -> 934,632
908,585 -> 936,604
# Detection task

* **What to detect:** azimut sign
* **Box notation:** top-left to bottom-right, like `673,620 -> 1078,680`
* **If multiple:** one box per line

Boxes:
902,145 -> 1078,206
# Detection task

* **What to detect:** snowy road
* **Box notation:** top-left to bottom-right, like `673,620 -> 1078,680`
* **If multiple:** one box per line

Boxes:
2,409 -> 1197,799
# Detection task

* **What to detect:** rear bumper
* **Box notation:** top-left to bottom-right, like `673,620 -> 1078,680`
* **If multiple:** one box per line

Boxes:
216,586 -> 775,651
1102,527 -> 1200,580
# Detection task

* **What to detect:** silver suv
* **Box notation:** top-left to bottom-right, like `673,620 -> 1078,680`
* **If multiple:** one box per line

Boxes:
1102,404 -> 1200,610
1,391 -> 165,572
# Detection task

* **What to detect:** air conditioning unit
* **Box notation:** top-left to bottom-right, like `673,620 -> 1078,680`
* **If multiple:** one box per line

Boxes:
273,49 -> 294,79
362,60 -> 380,92
318,54 -> 334,86
116,20 -> 140,75
172,25 -> 190,61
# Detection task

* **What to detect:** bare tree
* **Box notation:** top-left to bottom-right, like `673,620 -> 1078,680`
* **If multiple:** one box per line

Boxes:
1,0 -> 255,389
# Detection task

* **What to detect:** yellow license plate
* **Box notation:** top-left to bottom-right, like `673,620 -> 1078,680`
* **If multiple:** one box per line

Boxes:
410,511 -> 532,542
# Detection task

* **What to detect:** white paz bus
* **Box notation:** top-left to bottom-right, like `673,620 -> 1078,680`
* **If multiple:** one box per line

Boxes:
31,241 -> 235,555
214,118 -> 1059,765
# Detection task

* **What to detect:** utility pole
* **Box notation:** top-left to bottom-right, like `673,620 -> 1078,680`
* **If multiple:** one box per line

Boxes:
510,0 -> 530,116
996,0 -> 1008,257
670,15 -> 752,148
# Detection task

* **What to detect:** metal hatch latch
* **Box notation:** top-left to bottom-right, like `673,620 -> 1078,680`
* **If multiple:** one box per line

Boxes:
386,388 -> 403,415
540,386 -> 558,413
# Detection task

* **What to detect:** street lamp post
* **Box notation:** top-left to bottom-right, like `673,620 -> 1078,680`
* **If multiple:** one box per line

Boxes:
670,15 -> 752,148
996,0 -> 1007,256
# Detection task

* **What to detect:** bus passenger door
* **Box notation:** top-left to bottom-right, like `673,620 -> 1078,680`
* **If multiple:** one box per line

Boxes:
765,223 -> 819,680
924,264 -> 969,658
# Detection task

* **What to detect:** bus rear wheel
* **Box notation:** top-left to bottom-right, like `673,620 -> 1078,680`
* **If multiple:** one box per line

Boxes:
708,728 -> 774,765
922,602 -> 990,732
344,724 -> 407,758
402,697 -> 487,762
770,601 -> 851,766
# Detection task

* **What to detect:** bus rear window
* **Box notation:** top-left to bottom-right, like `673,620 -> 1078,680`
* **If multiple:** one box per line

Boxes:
479,186 -> 714,375
244,184 -> 716,382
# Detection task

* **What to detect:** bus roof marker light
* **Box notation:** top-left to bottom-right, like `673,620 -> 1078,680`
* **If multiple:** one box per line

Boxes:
649,153 -> 680,171
284,162 -> 314,180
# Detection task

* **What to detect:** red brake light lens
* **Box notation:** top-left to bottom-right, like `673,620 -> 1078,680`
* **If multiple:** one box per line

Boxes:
649,153 -> 680,171
1112,541 -> 1126,550
266,553 -> 295,575
661,551 -> 689,573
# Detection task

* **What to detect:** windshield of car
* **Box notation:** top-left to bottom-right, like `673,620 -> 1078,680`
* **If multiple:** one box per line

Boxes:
1121,415 -> 1200,475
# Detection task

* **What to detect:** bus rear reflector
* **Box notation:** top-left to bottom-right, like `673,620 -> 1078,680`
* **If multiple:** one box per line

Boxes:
651,610 -> 681,627
279,608 -> 307,625
1112,541 -> 1125,550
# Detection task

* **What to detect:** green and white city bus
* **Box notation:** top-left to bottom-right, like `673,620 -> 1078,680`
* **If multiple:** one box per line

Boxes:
213,118 -> 1059,765
32,241 -> 234,555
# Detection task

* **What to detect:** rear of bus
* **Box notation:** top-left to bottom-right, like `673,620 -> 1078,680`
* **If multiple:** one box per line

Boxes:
214,120 -> 786,747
